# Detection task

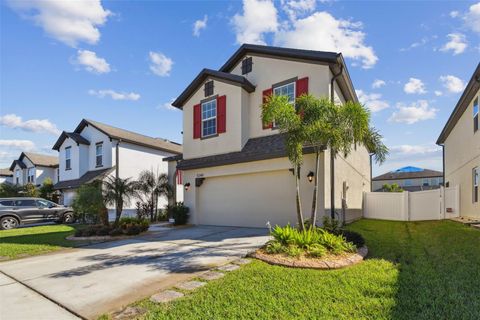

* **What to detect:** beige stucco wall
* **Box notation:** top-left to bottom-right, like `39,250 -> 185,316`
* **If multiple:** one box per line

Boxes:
444,87 -> 480,217
182,153 -> 325,228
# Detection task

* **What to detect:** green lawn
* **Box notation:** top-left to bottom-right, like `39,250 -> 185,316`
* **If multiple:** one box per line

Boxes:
131,220 -> 480,320
0,224 -> 86,260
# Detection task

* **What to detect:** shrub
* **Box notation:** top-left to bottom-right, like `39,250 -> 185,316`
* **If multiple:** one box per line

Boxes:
72,183 -> 105,224
125,225 -> 141,235
322,216 -> 341,233
167,202 -> 189,225
265,240 -> 285,254
336,230 -> 365,248
307,244 -> 327,258
270,224 -> 297,246
285,245 -> 303,258
109,228 -> 123,237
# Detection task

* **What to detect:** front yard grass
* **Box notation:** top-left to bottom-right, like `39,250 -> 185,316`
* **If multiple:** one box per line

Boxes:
0,224 -> 86,260
131,220 -> 480,320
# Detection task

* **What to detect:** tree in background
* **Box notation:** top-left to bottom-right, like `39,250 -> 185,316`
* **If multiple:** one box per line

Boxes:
72,182 -> 106,224
137,169 -> 172,221
103,176 -> 138,225
22,183 -> 39,197
0,183 -> 21,197
382,183 -> 404,192
39,178 -> 55,201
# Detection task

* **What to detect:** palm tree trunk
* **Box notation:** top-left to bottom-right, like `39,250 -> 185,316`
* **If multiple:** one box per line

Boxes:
310,149 -> 320,228
295,165 -> 305,231
115,201 -> 122,226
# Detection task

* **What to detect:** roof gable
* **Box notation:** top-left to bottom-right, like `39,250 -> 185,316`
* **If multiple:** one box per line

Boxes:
437,63 -> 480,144
52,131 -> 91,151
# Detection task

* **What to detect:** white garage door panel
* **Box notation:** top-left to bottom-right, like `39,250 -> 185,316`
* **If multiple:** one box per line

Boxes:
198,171 -> 297,228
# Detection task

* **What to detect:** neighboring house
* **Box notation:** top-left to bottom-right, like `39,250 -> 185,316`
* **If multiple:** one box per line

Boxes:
437,63 -> 480,218
9,152 -> 59,187
168,44 -> 371,228
0,168 -> 13,184
52,119 -> 183,218
372,166 -> 443,192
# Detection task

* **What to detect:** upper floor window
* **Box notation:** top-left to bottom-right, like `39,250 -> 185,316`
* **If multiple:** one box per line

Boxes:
273,81 -> 295,103
473,167 -> 479,203
27,167 -> 35,183
202,99 -> 217,137
96,142 -> 103,167
204,81 -> 214,97
65,146 -> 71,170
241,57 -> 253,75
473,97 -> 478,133
15,169 -> 19,184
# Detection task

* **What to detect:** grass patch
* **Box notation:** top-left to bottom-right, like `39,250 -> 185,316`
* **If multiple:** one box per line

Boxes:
0,224 -> 87,260
129,220 -> 480,320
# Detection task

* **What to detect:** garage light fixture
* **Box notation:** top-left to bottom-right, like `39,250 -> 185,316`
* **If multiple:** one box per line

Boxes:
307,171 -> 314,183
184,182 -> 191,191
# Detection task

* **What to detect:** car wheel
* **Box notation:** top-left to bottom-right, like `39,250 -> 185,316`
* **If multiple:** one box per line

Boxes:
63,213 -> 75,224
1,217 -> 19,230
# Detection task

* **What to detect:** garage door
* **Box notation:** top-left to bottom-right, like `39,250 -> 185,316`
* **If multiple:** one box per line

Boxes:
198,170 -> 298,228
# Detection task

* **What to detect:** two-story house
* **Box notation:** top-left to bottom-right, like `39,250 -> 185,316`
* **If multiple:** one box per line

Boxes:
9,152 -> 59,187
437,63 -> 479,218
52,119 -> 183,217
168,44 -> 371,228
0,168 -> 13,184
373,166 -> 443,192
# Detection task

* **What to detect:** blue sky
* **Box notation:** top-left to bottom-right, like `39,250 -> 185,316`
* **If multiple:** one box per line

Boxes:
1,0 -> 479,175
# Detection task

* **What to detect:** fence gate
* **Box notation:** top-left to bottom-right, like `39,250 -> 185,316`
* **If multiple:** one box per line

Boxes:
363,186 -> 459,221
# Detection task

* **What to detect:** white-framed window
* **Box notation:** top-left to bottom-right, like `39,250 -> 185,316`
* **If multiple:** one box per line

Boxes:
473,167 -> 479,203
65,146 -> 71,170
15,169 -> 20,184
201,99 -> 217,137
273,82 -> 295,103
27,167 -> 35,183
96,143 -> 103,167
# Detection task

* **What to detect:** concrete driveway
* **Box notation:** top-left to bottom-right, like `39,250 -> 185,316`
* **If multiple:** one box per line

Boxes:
0,225 -> 268,319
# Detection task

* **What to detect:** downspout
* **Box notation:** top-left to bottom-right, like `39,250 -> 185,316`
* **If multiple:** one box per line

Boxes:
329,63 -> 343,219
115,140 -> 121,179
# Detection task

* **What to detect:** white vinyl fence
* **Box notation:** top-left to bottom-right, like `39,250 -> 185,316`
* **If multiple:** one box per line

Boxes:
363,186 -> 459,221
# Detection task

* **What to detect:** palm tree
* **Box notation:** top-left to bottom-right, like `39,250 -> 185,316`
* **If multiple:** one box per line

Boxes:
298,95 -> 388,226
137,169 -> 172,221
262,95 -> 306,230
103,176 -> 139,225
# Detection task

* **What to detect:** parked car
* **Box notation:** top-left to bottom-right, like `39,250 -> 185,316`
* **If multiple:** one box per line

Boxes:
0,198 -> 74,230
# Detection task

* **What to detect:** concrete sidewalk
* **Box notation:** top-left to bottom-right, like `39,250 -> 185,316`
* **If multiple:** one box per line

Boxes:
0,226 -> 268,319
0,273 -> 80,320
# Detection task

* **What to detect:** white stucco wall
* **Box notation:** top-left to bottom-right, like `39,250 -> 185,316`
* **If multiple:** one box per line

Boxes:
35,166 -> 57,186
444,87 -> 480,217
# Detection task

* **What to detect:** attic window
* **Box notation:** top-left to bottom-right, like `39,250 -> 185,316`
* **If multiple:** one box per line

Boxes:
204,81 -> 214,97
241,57 -> 252,75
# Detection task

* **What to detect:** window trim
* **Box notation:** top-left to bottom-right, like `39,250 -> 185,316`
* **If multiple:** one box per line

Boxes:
201,98 -> 217,138
272,79 -> 296,128
65,146 -> 72,171
241,57 -> 253,75
95,142 -> 103,167
204,80 -> 214,97
27,167 -> 35,183
473,97 -> 479,133
474,167 -> 479,203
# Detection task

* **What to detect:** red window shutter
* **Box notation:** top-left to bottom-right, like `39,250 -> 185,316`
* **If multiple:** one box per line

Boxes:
262,88 -> 273,129
296,77 -> 309,97
217,95 -> 226,134
193,103 -> 201,139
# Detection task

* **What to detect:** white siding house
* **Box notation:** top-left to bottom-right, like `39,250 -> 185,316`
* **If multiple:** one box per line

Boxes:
53,119 -> 183,219
168,44 -> 371,228
9,152 -> 59,187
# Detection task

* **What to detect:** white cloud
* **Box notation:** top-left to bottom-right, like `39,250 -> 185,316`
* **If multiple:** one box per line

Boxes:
232,0 -> 278,45
193,15 -> 208,37
149,51 -> 173,77
375,143 -> 443,174
404,78 -> 427,94
372,79 -> 386,89
450,10 -> 460,18
7,0 -> 111,47
274,12 -> 378,69
465,2 -> 480,33
439,75 -> 465,93
440,33 -> 468,55
88,89 -> 140,101
390,144 -> 442,156
74,49 -> 110,74
388,100 -> 438,124
356,90 -> 389,113
434,90 -> 443,96
158,98 -> 177,111
0,114 -> 60,135
281,0 -> 316,21
400,37 -> 429,52
0,139 -> 36,151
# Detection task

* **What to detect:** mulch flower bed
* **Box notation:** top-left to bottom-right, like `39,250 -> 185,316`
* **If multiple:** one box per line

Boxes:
250,246 -> 368,269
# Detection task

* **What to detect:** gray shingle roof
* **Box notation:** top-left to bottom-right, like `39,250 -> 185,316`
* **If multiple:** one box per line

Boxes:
54,167 -> 114,190
373,168 -> 443,181
10,152 -> 59,170
0,168 -> 13,177
176,134 -> 319,170
52,132 -> 91,150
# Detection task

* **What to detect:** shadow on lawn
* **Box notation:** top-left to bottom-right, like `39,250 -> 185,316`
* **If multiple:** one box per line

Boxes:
354,220 -> 480,320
